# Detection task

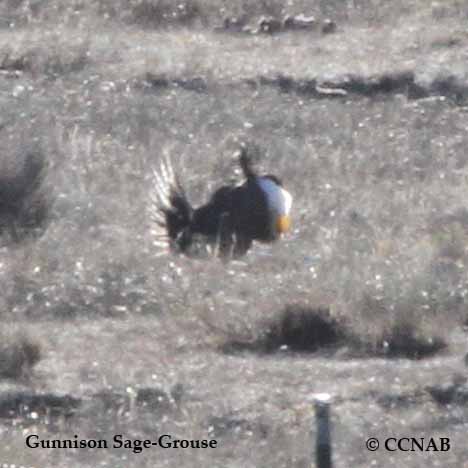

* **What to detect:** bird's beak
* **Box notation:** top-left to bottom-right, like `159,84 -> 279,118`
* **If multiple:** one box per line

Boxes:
276,215 -> 291,234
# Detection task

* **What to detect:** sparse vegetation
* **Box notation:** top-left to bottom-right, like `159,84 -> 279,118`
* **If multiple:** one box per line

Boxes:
376,315 -> 447,359
1,0 -> 468,467
220,300 -> 447,359
263,304 -> 345,352
0,330 -> 42,380
221,304 -> 346,354
0,151 -> 51,243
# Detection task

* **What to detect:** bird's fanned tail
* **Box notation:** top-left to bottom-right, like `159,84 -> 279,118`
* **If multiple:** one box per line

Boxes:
149,155 -> 193,252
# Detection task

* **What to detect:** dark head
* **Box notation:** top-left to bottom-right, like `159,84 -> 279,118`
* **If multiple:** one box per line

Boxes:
238,146 -> 257,179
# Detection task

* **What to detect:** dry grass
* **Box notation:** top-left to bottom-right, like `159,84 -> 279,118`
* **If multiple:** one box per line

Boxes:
0,0 -> 468,467
3,0 -> 464,29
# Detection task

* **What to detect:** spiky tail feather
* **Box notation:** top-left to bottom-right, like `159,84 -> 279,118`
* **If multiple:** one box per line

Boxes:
149,155 -> 193,253
238,146 -> 255,179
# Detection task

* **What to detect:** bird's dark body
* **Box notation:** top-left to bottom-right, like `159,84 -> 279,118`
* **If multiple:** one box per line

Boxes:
154,150 -> 289,259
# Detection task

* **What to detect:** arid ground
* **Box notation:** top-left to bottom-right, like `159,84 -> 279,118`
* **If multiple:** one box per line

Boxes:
1,1 -> 468,467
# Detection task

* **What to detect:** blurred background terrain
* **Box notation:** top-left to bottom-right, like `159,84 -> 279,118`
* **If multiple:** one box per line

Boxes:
1,0 -> 468,466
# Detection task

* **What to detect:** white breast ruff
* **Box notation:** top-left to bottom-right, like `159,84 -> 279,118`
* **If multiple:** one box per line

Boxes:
257,177 -> 292,215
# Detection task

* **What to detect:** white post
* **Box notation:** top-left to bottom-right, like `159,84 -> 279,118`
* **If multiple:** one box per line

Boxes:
314,393 -> 332,468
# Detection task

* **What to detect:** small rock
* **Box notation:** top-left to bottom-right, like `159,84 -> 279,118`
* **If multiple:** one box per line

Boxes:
258,16 -> 282,34
322,19 -> 337,34
222,16 -> 247,32
283,14 -> 317,31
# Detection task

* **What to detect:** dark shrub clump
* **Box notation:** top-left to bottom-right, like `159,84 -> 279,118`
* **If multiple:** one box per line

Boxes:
376,320 -> 447,359
0,334 -> 42,380
263,304 -> 345,352
222,304 -> 346,354
0,152 -> 51,243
